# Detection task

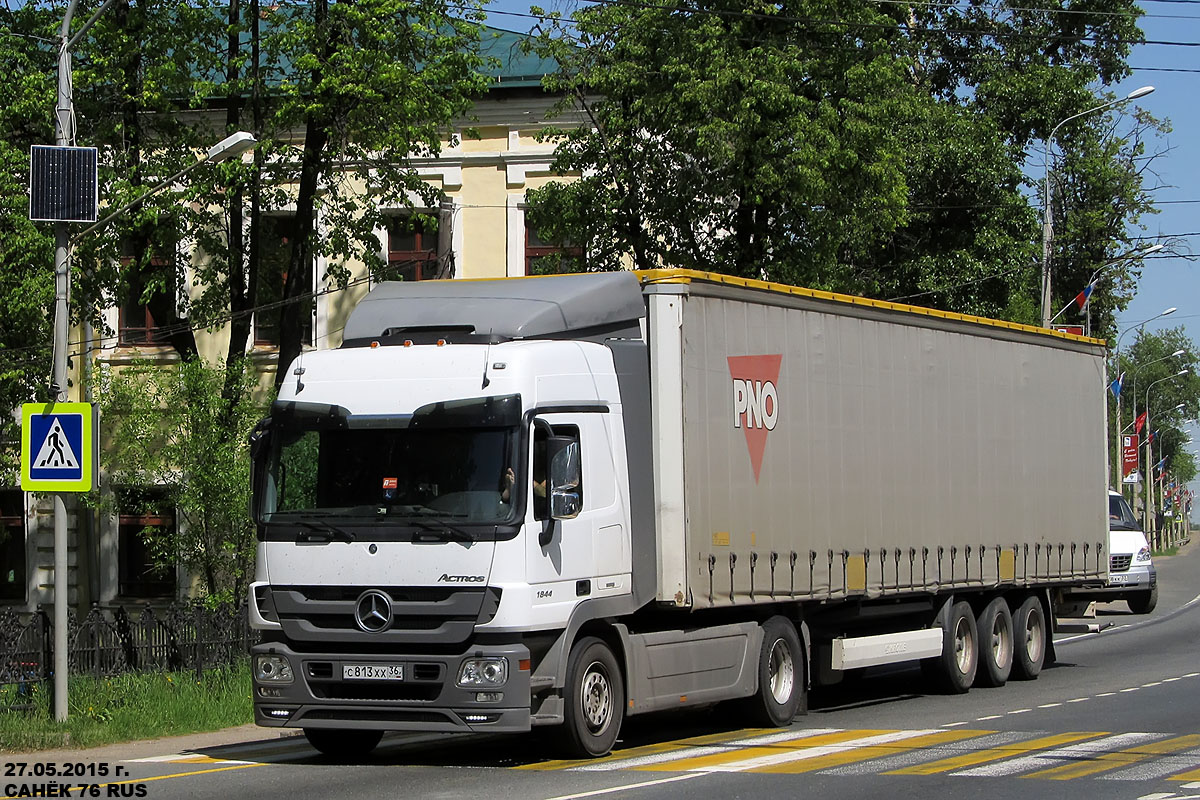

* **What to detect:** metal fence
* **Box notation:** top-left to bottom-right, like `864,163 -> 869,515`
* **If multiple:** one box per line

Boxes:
0,603 -> 254,712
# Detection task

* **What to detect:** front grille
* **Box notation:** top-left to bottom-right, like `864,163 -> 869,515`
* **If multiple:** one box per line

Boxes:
268,585 -> 502,645
1110,554 -> 1133,572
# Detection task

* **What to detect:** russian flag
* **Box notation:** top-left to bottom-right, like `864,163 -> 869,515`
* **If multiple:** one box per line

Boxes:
1074,282 -> 1095,311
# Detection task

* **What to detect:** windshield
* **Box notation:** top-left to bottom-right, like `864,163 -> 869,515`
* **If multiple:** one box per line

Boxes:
258,395 -> 522,528
1108,494 -> 1140,531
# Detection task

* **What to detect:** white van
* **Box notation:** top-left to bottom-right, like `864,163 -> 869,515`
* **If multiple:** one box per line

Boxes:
1102,490 -> 1158,613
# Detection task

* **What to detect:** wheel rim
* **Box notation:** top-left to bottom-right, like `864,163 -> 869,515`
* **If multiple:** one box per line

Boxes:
580,660 -> 613,734
990,615 -> 1011,667
1022,610 -> 1043,663
767,637 -> 795,705
953,616 -> 975,673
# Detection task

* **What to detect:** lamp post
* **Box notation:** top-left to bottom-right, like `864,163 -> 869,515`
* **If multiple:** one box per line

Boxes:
1049,244 -> 1164,334
1111,307 -> 1177,490
49,0 -> 255,721
1144,371 -> 1188,545
1041,86 -> 1155,328
1124,348 -> 1187,503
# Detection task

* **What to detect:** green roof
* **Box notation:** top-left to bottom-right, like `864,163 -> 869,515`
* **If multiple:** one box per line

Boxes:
479,25 -> 558,88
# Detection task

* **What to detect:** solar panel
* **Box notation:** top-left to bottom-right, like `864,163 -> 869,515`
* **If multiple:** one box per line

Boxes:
29,145 -> 98,223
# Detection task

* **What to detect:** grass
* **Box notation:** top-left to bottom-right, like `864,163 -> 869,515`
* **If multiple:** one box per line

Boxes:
0,661 -> 253,753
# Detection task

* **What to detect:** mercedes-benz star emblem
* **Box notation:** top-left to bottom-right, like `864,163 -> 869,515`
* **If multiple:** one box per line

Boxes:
354,590 -> 393,633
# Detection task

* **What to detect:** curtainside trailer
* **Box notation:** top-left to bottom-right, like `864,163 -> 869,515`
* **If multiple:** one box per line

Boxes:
248,270 -> 1109,758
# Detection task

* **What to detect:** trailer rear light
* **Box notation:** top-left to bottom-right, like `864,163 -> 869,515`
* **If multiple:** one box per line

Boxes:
437,339 -> 447,346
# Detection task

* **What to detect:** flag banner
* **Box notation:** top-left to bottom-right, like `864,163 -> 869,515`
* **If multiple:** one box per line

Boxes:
1074,282 -> 1095,310
1135,411 -> 1147,433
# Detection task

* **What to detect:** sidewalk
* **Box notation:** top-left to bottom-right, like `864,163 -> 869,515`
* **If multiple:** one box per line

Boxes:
0,723 -> 302,763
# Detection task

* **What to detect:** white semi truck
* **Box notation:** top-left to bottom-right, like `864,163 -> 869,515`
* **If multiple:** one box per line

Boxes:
248,270 -> 1110,758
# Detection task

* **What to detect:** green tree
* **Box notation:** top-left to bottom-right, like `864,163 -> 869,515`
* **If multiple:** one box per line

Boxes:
525,0 -> 1161,325
96,358 -> 262,605
0,3 -> 57,482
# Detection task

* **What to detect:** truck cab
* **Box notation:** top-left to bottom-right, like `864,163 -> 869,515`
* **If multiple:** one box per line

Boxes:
1104,490 -> 1158,613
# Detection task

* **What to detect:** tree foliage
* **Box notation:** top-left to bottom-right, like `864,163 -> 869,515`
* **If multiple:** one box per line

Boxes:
525,0 -> 1165,327
95,358 -> 262,606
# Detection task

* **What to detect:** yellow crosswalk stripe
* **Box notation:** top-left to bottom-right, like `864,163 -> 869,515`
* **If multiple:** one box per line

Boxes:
515,727 -> 778,771
885,732 -> 1108,775
637,729 -> 894,772
755,729 -> 993,774
1024,734 -> 1200,780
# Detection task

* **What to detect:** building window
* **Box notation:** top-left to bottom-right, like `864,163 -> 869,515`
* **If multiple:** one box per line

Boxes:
256,215 -> 313,347
0,491 -> 27,603
525,225 -> 583,275
117,488 -> 177,599
383,214 -> 441,282
118,238 -> 176,346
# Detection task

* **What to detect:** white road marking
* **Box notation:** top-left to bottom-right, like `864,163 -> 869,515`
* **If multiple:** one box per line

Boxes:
950,732 -> 1166,777
1101,748 -> 1200,781
574,728 -> 843,772
543,772 -> 706,799
691,729 -> 943,773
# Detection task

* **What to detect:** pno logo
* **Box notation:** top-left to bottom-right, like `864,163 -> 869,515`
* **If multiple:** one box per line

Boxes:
728,354 -> 782,483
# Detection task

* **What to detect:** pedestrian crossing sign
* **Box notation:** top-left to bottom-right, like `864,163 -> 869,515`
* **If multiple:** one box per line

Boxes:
20,402 -> 97,492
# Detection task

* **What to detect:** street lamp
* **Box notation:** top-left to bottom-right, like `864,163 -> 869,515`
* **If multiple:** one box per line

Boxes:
1040,85 -> 1156,327
1111,307 -> 1177,489
1144,370 -> 1188,543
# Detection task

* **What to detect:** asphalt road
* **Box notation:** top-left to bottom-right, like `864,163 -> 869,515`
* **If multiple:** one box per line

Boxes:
3,540 -> 1198,800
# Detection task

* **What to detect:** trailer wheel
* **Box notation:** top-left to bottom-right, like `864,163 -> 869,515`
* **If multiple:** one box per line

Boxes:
974,598 -> 1013,688
303,728 -> 383,758
1128,585 -> 1158,615
742,616 -> 804,727
563,637 -> 625,758
1011,595 -> 1046,681
922,600 -> 977,694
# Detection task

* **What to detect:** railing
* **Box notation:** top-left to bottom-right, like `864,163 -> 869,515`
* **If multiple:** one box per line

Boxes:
0,603 -> 254,712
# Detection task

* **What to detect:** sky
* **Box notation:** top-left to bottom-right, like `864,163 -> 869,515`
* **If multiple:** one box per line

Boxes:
481,0 -> 1200,493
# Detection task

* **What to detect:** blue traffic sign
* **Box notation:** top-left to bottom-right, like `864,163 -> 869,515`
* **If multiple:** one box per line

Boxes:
21,403 -> 96,492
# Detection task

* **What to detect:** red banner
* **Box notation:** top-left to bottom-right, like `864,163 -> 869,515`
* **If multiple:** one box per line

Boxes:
1122,434 -> 1140,478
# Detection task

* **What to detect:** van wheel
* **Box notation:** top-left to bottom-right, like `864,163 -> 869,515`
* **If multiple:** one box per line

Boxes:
974,598 -> 1013,687
922,600 -> 977,693
303,728 -> 383,758
1128,585 -> 1158,615
742,616 -> 805,727
563,637 -> 625,758
1011,595 -> 1046,680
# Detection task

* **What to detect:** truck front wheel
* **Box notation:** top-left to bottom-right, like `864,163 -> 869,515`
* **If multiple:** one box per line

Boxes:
1128,585 -> 1158,615
563,637 -> 625,758
743,616 -> 804,726
303,728 -> 383,758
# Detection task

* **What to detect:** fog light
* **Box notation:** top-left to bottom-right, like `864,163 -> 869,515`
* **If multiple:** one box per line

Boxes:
259,686 -> 282,698
475,692 -> 503,703
457,658 -> 508,688
255,654 -> 294,683
265,708 -> 292,718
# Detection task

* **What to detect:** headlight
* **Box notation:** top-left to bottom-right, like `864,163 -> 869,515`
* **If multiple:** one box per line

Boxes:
457,658 -> 508,688
254,654 -> 294,683
1135,547 -> 1152,564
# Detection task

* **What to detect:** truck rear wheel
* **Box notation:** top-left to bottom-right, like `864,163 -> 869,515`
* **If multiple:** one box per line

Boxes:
303,728 -> 383,758
743,616 -> 804,726
974,597 -> 1013,688
922,600 -> 977,693
1128,585 -> 1158,615
1011,595 -> 1046,680
563,637 -> 625,758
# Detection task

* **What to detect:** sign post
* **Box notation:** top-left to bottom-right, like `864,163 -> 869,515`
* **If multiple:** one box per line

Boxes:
20,401 -> 97,722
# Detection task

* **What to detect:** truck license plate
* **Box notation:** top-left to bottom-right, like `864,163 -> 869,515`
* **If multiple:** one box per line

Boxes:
1108,573 -> 1129,584
343,663 -> 404,681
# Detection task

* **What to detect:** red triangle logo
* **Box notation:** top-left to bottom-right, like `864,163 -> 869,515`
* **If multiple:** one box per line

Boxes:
727,355 -> 782,483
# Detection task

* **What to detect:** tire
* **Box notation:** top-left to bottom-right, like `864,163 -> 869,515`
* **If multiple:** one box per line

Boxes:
1128,585 -> 1158,615
1011,595 -> 1047,681
922,600 -> 977,694
974,597 -> 1013,688
303,727 -> 383,758
563,637 -> 625,758
742,616 -> 805,727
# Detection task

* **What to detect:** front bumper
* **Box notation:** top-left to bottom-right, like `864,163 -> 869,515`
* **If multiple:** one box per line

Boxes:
1063,564 -> 1156,602
251,640 -> 531,733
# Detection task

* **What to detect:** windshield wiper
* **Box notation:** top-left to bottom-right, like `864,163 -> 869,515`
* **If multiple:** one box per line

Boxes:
293,519 -> 356,543
407,517 -> 475,544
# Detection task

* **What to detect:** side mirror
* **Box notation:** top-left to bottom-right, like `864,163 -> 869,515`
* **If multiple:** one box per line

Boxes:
547,435 -> 582,520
